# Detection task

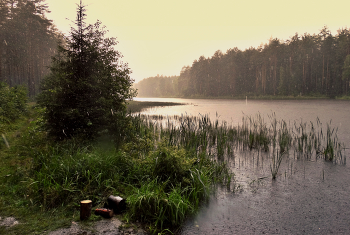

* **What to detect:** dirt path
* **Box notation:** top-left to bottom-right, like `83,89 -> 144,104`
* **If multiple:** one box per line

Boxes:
0,216 -> 146,235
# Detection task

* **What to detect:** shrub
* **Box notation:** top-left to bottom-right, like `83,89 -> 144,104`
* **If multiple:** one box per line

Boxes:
0,82 -> 27,124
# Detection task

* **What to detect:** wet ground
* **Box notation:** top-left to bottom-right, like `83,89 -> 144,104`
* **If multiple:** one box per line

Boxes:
0,216 -> 146,235
180,151 -> 350,234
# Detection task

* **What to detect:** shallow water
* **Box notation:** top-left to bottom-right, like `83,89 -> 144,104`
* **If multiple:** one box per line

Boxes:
181,152 -> 350,234
134,97 -> 350,234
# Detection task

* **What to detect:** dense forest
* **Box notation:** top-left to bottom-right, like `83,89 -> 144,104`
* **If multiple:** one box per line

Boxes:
0,0 -> 59,97
133,75 -> 179,97
136,27 -> 350,98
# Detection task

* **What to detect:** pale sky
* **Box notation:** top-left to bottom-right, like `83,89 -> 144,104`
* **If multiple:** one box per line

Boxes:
44,0 -> 350,83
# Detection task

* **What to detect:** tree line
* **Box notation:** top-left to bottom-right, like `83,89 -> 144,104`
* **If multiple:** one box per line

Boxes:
137,26 -> 350,98
133,74 -> 179,97
0,0 -> 59,97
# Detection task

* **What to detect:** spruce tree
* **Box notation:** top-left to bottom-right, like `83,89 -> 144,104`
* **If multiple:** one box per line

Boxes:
38,1 -> 136,140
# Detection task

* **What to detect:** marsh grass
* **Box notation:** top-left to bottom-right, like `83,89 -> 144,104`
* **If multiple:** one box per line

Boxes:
270,145 -> 285,180
138,112 -> 346,181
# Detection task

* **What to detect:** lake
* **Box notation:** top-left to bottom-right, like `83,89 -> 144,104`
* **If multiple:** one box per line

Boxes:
134,97 -> 350,234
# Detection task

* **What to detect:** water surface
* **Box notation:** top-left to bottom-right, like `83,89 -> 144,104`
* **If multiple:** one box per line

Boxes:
134,97 -> 350,234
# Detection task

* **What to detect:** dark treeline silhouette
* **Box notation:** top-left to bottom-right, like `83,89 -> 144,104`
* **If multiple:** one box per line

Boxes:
0,0 -> 59,97
134,75 -> 179,97
137,26 -> 350,98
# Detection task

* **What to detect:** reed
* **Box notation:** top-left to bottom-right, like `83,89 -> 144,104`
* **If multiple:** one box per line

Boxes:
270,145 -> 284,180
138,112 -> 346,181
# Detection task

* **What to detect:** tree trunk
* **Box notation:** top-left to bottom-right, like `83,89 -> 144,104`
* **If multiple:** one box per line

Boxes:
80,200 -> 92,220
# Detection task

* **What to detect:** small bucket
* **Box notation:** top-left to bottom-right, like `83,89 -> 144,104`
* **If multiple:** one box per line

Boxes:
107,195 -> 126,213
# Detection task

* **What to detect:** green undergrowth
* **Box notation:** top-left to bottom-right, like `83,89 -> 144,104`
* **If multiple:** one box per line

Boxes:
0,104 -> 231,234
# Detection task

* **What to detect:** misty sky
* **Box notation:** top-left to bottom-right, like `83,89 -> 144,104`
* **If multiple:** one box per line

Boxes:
44,0 -> 350,83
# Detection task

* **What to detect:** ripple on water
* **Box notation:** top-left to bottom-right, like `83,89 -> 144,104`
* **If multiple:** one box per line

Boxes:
181,151 -> 350,235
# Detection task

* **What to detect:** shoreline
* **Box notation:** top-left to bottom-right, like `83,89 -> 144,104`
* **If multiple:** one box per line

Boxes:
135,95 -> 350,100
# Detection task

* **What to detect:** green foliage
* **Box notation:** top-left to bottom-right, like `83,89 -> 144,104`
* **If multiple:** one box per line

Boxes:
28,144 -> 130,208
0,82 -> 27,126
151,143 -> 194,184
127,179 -> 194,230
37,2 -> 136,141
126,139 -> 216,231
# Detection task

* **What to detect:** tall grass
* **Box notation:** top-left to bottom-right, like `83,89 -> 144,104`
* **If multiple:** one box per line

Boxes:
137,112 -> 346,181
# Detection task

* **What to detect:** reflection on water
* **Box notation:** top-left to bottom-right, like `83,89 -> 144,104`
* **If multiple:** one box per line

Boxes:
134,98 -> 350,234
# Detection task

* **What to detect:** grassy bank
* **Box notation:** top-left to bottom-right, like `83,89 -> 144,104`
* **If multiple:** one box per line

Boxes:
0,104 -> 231,234
136,94 -> 334,100
127,100 -> 185,113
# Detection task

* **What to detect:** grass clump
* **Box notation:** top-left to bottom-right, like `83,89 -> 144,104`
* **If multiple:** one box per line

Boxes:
126,142 -> 218,231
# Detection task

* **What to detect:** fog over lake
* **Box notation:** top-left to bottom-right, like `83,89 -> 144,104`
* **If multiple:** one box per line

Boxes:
135,97 -> 350,234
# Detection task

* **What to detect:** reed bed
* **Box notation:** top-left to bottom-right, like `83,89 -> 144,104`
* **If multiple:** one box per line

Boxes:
136,112 -> 346,181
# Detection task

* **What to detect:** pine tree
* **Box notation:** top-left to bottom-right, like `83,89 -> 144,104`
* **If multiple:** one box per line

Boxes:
38,1 -> 136,140
0,0 -> 57,96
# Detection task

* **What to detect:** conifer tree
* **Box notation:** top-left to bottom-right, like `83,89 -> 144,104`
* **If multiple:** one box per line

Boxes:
38,1 -> 136,140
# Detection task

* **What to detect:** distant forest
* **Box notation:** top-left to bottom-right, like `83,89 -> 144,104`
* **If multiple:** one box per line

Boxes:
135,26 -> 350,98
0,0 -> 59,97
134,75 -> 179,97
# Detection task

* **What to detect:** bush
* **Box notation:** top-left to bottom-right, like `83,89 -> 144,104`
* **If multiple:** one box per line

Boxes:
151,143 -> 194,184
0,82 -> 27,124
